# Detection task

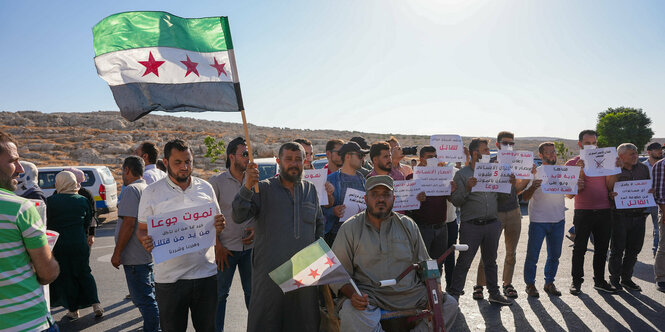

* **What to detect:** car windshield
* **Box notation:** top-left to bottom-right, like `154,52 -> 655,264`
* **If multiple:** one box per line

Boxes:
258,164 -> 277,181
99,167 -> 115,185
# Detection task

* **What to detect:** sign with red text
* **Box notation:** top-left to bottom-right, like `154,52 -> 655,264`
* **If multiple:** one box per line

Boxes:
340,188 -> 366,222
538,165 -> 580,194
498,150 -> 534,179
147,202 -> 217,264
613,180 -> 657,209
304,168 -> 329,205
472,163 -> 512,194
413,166 -> 454,196
393,180 -> 422,211
430,135 -> 466,163
581,147 -> 620,177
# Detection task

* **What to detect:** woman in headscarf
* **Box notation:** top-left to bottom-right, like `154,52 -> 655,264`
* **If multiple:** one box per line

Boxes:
63,167 -> 98,246
14,161 -> 47,202
47,171 -> 104,320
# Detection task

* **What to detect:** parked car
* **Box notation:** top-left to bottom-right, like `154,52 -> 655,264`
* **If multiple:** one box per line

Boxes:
254,157 -> 278,180
38,166 -> 118,215
312,157 -> 328,170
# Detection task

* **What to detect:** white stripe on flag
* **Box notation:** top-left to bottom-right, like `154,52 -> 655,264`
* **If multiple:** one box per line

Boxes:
277,250 -> 348,292
95,47 -> 236,86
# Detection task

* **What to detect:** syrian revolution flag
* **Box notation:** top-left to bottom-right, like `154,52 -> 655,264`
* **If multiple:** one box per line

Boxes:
269,238 -> 350,293
93,11 -> 243,121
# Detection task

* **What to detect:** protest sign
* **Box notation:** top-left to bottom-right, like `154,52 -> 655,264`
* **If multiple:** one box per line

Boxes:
340,188 -> 366,222
304,168 -> 329,205
498,150 -> 534,179
413,166 -> 454,196
430,135 -> 465,163
472,163 -> 512,194
147,202 -> 217,264
393,180 -> 422,211
613,180 -> 657,209
538,165 -> 581,194
581,147 -> 620,177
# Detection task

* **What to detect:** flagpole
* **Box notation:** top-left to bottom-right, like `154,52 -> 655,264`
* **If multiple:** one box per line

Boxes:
240,109 -> 259,192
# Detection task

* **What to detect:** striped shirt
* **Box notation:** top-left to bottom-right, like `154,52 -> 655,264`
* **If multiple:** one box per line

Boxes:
653,159 -> 665,206
0,188 -> 51,332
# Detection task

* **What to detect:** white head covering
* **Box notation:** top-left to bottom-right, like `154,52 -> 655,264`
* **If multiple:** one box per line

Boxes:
14,161 -> 39,196
63,167 -> 85,190
55,171 -> 79,195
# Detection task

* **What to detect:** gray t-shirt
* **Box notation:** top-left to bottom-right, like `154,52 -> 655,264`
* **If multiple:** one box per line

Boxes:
115,179 -> 152,265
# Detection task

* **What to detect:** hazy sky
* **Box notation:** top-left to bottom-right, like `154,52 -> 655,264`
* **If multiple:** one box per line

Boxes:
1,0 -> 663,139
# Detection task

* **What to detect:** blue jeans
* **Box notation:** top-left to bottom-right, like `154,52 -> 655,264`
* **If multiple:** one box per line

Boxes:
216,249 -> 252,332
124,263 -> 160,332
648,206 -> 660,254
524,220 -> 565,285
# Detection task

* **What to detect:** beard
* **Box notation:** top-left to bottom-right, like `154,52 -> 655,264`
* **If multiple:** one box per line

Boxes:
280,165 -> 303,182
543,157 -> 556,165
0,171 -> 18,192
367,201 -> 393,220
377,162 -> 391,172
167,165 -> 191,183
654,155 -> 664,161
234,158 -> 248,172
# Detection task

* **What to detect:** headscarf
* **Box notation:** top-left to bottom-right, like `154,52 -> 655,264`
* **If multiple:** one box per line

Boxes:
55,171 -> 79,195
63,167 -> 85,190
14,161 -> 39,196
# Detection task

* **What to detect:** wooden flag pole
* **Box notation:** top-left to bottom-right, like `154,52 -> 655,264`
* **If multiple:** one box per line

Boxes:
240,109 -> 259,193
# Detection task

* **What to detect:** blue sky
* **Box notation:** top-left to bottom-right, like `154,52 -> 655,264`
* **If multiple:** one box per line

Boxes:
1,0 -> 663,139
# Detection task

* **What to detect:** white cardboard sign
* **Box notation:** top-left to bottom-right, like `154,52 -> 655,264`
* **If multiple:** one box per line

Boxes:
538,165 -> 581,194
581,147 -> 621,177
430,135 -> 465,163
413,166 -> 454,196
614,180 -> 657,209
304,168 -> 329,206
472,163 -> 512,194
340,188 -> 366,222
393,180 -> 422,211
498,150 -> 534,179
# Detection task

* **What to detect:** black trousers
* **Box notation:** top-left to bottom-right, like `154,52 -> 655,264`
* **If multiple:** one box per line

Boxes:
609,212 -> 647,283
155,275 -> 217,332
571,209 -> 611,285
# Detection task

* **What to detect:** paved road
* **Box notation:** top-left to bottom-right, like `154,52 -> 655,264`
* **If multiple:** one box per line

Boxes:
51,200 -> 665,331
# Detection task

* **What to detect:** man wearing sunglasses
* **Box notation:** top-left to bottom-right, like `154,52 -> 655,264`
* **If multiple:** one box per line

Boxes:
295,138 -> 314,170
325,139 -> 344,175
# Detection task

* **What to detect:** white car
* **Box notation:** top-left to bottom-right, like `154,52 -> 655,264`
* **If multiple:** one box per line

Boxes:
38,166 -> 118,215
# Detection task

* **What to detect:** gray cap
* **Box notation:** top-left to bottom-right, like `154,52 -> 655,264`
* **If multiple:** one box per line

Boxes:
365,175 -> 393,191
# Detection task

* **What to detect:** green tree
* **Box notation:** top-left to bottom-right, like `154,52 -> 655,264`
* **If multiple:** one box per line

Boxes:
596,107 -> 653,153
204,136 -> 226,172
553,141 -> 572,163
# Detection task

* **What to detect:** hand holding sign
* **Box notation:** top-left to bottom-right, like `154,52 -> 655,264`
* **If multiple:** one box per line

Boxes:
581,147 -> 620,177
340,188 -> 366,222
498,150 -> 534,179
472,163 -> 512,194
613,180 -> 657,209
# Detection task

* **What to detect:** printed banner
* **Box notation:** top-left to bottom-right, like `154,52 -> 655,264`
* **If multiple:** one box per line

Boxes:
538,165 -> 581,194
498,150 -> 534,179
413,166 -> 454,196
472,163 -> 512,194
581,147 -> 621,177
304,169 -> 329,205
430,135 -> 465,163
340,188 -> 366,222
393,180 -> 422,211
147,202 -> 217,264
614,180 -> 657,209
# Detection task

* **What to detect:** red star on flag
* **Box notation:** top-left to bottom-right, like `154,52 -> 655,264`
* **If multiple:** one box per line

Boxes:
180,55 -> 200,77
138,51 -> 165,77
325,257 -> 336,268
210,57 -> 227,77
308,268 -> 321,280
293,279 -> 304,288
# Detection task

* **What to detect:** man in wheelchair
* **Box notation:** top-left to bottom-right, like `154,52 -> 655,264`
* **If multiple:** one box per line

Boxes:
331,175 -> 459,331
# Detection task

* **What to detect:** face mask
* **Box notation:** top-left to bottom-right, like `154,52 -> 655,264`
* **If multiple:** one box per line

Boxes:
582,145 -> 597,150
479,154 -> 491,163
501,144 -> 513,151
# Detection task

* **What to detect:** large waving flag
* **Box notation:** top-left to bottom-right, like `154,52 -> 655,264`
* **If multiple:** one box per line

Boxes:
269,238 -> 351,293
93,11 -> 243,121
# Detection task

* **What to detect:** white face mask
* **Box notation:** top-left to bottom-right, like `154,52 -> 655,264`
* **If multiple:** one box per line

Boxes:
502,145 -> 514,151
582,144 -> 597,150
479,154 -> 491,163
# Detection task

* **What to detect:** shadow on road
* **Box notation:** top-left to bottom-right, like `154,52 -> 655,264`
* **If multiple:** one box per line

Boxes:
547,296 -> 592,332
55,299 -> 134,332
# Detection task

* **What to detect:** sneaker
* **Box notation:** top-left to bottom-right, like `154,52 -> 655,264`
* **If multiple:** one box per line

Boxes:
570,282 -> 582,296
594,280 -> 618,294
93,303 -> 104,317
658,282 -> 665,293
488,293 -> 513,306
66,310 -> 80,321
610,279 -> 623,291
525,284 -> 539,298
620,280 -> 642,292
543,283 -> 561,296
472,285 -> 484,300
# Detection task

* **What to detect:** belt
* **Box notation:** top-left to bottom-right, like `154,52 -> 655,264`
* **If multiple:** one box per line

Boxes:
465,218 -> 497,226
419,222 -> 446,229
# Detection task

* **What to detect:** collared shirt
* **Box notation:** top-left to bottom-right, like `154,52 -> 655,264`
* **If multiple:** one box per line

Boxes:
565,156 -> 611,210
331,212 -> 430,311
0,189 -> 51,331
209,171 -> 254,251
449,165 -> 501,222
138,176 -> 220,283
115,179 -> 151,265
368,167 -> 405,181
643,159 -> 656,176
653,159 -> 665,205
614,162 -> 651,213
143,164 -> 167,185
527,166 -> 566,223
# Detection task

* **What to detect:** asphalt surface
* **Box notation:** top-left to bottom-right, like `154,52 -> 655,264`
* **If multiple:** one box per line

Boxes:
50,200 -> 665,331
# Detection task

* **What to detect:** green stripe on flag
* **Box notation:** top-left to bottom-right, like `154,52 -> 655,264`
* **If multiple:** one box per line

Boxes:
269,238 -> 330,286
93,11 -> 233,56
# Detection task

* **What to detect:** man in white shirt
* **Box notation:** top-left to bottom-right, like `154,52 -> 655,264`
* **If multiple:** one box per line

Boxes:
137,139 -> 226,332
135,141 -> 167,185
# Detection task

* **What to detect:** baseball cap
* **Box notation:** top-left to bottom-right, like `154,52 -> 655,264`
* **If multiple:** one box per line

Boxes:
339,141 -> 369,157
350,136 -> 371,150
365,175 -> 394,191
647,142 -> 662,151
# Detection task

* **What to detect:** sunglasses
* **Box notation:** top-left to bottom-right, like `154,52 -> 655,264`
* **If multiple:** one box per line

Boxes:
500,142 -> 515,146
237,151 -> 249,157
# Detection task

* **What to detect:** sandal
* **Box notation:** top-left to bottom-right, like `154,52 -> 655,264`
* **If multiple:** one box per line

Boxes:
503,284 -> 518,298
473,285 -> 484,300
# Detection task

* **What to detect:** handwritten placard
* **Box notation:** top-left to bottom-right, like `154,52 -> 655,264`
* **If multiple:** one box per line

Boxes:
538,165 -> 580,194
413,166 -> 454,196
340,188 -> 366,222
472,163 -> 512,194
581,147 -> 620,177
393,180 -> 422,211
498,150 -> 534,179
430,135 -> 465,163
304,168 -> 329,206
147,202 -> 217,264
614,180 -> 657,209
